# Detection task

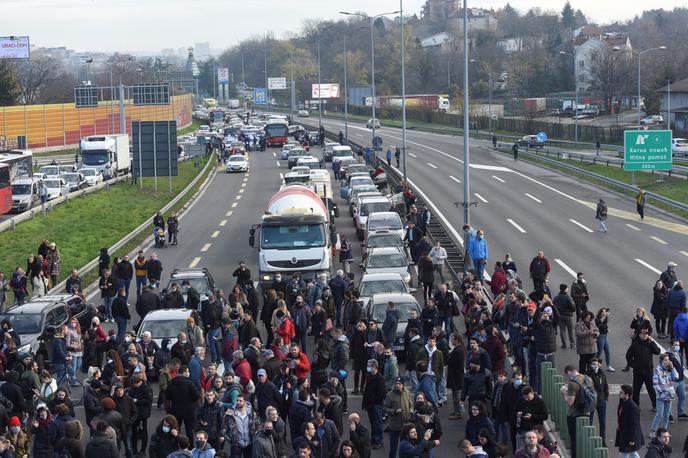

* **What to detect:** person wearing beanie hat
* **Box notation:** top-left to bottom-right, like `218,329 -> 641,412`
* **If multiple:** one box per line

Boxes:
97,396 -> 125,447
31,404 -> 58,457
6,416 -> 29,458
384,374 -> 412,457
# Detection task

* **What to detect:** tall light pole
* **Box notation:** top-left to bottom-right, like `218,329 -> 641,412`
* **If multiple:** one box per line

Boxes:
462,0 -> 470,226
85,58 -> 116,134
343,35 -> 349,143
559,50 -> 579,142
317,29 -> 322,128
290,49 -> 295,121
264,37 -> 270,113
340,10 -> 400,147
241,52 -> 246,109
469,59 -> 493,134
400,1 -> 408,182
614,45 -> 666,128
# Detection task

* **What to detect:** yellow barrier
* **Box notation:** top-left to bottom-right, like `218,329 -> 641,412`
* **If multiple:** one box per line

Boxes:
0,94 -> 193,151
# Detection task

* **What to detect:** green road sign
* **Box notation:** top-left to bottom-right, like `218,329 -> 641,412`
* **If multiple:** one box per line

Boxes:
624,130 -> 672,171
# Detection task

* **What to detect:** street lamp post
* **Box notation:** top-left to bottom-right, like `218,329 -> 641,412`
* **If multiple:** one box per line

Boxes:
400,0 -> 408,182
317,31 -> 322,128
290,49 -> 295,121
264,38 -> 270,113
462,0 -> 470,226
340,10 -> 400,148
343,35 -> 349,143
559,50 -> 579,142
469,59 -> 493,134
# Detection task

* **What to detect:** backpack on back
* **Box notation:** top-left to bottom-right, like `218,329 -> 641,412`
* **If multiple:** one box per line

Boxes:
571,375 -> 597,414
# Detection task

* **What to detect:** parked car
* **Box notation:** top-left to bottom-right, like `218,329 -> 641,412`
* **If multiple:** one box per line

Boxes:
517,135 -> 543,148
287,148 -> 308,169
281,144 -> 296,160
11,177 -> 43,212
163,267 -> 216,309
37,165 -> 61,179
60,172 -> 87,192
354,196 -> 393,240
366,118 -> 381,129
360,246 -> 411,284
297,109 -> 310,117
43,178 -> 70,200
357,272 -> 413,310
365,211 -> 404,240
322,142 -> 339,162
671,138 -> 688,155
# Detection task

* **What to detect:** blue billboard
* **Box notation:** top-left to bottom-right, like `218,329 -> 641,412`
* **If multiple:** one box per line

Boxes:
253,87 -> 267,105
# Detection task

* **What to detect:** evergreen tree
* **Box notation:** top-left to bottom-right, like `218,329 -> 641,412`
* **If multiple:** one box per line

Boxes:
0,62 -> 19,106
561,1 -> 576,29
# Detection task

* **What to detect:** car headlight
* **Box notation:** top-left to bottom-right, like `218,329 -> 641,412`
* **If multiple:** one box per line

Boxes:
262,274 -> 273,281
403,272 -> 411,283
18,344 -> 30,355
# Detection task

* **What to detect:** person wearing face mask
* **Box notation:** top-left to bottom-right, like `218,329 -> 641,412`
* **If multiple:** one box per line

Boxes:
253,419 -> 278,458
585,358 -> 609,443
468,230 -> 488,283
171,331 -> 194,365
3,416 -> 29,458
149,415 -> 180,458
166,365 -> 201,440
190,430 -> 215,458
650,354 -> 679,437
270,273 -> 288,297
31,404 -> 57,458
502,371 -> 525,453
362,359 -> 386,449
625,328 -> 660,409
666,339 -> 687,421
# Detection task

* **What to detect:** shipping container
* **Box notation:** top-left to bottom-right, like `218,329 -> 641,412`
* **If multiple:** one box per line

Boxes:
347,85 -> 373,107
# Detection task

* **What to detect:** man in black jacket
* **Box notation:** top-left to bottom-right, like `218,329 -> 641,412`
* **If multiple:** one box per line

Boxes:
570,272 -> 589,321
461,358 -> 493,409
255,368 -> 283,420
553,283 -> 576,349
117,254 -> 134,300
645,428 -> 672,458
532,306 -> 558,393
146,253 -> 163,290
239,311 -> 260,349
614,384 -> 643,456
625,329 -> 660,409
362,359 -> 385,449
86,420 -> 120,457
405,328 -> 424,389
0,371 -> 25,419
165,365 -> 201,439
201,293 -> 222,364
513,386 -> 548,448
111,288 -> 130,343
348,413 -> 371,458
502,371 -> 525,453
184,281 -> 201,310
128,375 -> 153,456
135,286 -> 160,328
586,358 -> 609,443
113,382 -> 138,458
166,214 -> 179,245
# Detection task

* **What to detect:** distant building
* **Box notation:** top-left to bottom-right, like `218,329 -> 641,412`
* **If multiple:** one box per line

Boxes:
570,28 -> 632,93
657,78 -> 688,132
421,0 -> 460,23
194,42 -> 210,60
420,32 -> 450,50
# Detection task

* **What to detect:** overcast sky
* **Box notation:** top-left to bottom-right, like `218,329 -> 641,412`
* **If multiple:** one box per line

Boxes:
1,0 -> 685,53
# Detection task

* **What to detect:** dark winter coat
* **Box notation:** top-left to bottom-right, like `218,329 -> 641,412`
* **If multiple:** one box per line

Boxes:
446,344 -> 466,390
114,393 -> 137,430
149,426 -> 179,458
362,373 -> 386,409
31,419 -> 58,458
406,336 -> 424,374
382,308 -> 401,345
135,289 -> 161,318
255,380 -> 283,418
644,437 -> 672,458
462,368 -> 493,402
625,338 -> 661,375
614,398 -> 644,453
513,396 -> 548,432
197,398 -> 224,440
349,422 -> 372,458
146,259 -> 163,281
166,375 -> 201,419
350,329 -> 369,370
129,382 -> 153,419
85,432 -> 119,458
331,339 -> 349,372
465,415 -> 494,445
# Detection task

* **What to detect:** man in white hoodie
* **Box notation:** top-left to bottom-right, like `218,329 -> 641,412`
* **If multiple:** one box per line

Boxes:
459,438 -> 488,457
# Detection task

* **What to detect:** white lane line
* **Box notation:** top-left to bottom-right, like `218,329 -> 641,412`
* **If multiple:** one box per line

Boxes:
243,177 -> 249,182
236,194 -> 242,200
189,257 -> 202,268
626,223 -> 641,231
474,193 -> 488,203
651,236 -> 668,245
201,243 -> 211,252
239,188 -> 245,194
491,175 -> 505,183
635,258 -> 662,275
426,162 -> 438,169
276,161 -> 280,166
409,153 -> 417,158
241,183 -> 246,188
279,173 -> 284,179
211,231 -> 220,238
507,218 -> 527,233
569,218 -> 594,233
272,152 -> 276,157
680,251 -> 688,258
555,258 -> 578,278
231,202 -> 238,208
525,193 -> 542,203
449,175 -> 461,183
219,219 -> 227,226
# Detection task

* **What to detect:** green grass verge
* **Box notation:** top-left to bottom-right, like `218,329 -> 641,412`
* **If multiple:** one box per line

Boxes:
178,120 -> 202,136
514,152 -> 688,218
0,155 -> 213,290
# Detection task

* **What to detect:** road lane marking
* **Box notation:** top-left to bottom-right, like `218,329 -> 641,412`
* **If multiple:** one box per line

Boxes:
279,173 -> 284,179
201,243 -> 211,252
507,218 -> 527,233
236,194 -> 242,200
426,162 -> 437,169
243,177 -> 248,182
231,202 -> 238,208
555,258 -> 578,278
226,210 -> 234,216
219,220 -> 227,226
189,257 -> 202,268
276,161 -> 280,166
474,193 -> 488,203
491,175 -> 505,183
239,188 -> 245,194
569,219 -> 593,233
680,251 -> 688,258
409,153 -> 417,158
626,223 -> 641,231
635,258 -> 662,275
211,231 -> 220,238
241,183 -> 246,188
272,152 -> 276,157
449,175 -> 461,183
651,236 -> 668,245
525,193 -> 541,203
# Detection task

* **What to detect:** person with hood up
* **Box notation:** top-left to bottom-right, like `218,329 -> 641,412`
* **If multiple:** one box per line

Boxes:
382,302 -> 401,346
670,282 -> 688,340
55,419 -> 85,458
31,404 -> 57,458
0,371 -> 25,419
414,360 -> 438,410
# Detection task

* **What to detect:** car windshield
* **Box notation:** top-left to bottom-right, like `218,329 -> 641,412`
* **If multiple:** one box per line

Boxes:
171,277 -> 210,294
139,319 -> 188,339
11,184 -> 31,195
368,252 -> 407,268
39,166 -> 59,175
290,150 -> 306,158
228,156 -> 245,162
676,139 -> 687,145
333,149 -> 352,157
0,313 -> 42,334
62,175 -> 78,183
262,224 -> 325,249
352,186 -> 378,197
369,234 -> 402,247
82,151 -> 109,166
44,180 -> 62,188
371,302 -> 417,322
369,214 -> 401,230
360,202 -> 391,217
360,279 -> 407,296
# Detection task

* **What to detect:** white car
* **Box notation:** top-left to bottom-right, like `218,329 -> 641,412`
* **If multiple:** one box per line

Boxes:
357,272 -> 413,309
42,178 -> 70,200
361,246 -> 411,284
297,156 -> 321,169
672,138 -> 688,155
366,118 -> 381,129
281,144 -> 296,160
297,110 -> 310,117
640,115 -> 663,125
78,168 -> 103,186
37,165 -> 61,179
365,211 -> 404,240
136,308 -> 201,347
226,154 -> 249,173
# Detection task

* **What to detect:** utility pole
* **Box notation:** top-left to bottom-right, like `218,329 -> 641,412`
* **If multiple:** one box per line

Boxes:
370,17 -> 377,145
462,0 -> 470,226
264,38 -> 269,112
343,35 -> 349,143
290,49 -> 295,121
400,0 -> 408,182
317,30 -> 322,128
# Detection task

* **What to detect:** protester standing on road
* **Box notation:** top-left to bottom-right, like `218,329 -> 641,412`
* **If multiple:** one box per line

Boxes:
395,147 -> 401,167
570,272 -> 589,321
595,198 -> 608,233
626,328 -> 660,409
133,251 -> 148,297
553,284 -> 575,349
339,235 -> 354,275
560,365 -> 591,458
468,230 -> 488,283
146,253 -> 163,290
428,241 -> 447,283
167,214 -> 179,245
165,365 -> 201,439
512,142 -> 519,160
99,269 -> 116,322
645,428 -> 672,458
652,280 -> 670,339
46,242 -> 60,287
615,384 -> 643,458
586,358 -> 609,443
666,339 -> 687,420
362,359 -> 386,450
650,354 -> 679,437
575,311 -> 599,373
594,308 -> 614,372
529,251 -> 550,293
636,189 -> 647,220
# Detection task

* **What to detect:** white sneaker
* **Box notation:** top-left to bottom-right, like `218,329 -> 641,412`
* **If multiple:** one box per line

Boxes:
607,366 -> 615,372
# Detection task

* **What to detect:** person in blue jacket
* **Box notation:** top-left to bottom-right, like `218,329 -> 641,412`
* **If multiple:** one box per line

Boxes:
468,230 -> 488,282
398,423 -> 437,458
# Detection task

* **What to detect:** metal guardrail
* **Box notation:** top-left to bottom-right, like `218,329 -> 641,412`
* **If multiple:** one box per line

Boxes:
496,146 -> 688,215
49,153 -> 216,294
0,174 -> 131,233
34,154 -> 76,166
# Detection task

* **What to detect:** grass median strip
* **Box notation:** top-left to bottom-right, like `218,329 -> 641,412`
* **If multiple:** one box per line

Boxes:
0,155 -> 212,289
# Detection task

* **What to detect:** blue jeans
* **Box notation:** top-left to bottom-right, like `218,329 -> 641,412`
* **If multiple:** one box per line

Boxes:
389,430 -> 401,458
69,356 -> 82,382
589,400 -> 607,441
135,276 -> 147,296
651,399 -> 672,432
433,264 -> 445,282
367,404 -> 384,446
443,316 -> 454,334
676,380 -> 686,416
493,414 -> 508,443
120,279 -> 131,300
596,334 -> 611,366
116,317 -> 128,342
207,327 -> 222,363
473,258 -> 486,282
103,296 -> 113,319
438,372 -> 447,402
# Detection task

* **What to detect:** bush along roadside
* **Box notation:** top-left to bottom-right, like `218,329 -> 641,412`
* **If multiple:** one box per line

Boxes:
0,154 -> 214,301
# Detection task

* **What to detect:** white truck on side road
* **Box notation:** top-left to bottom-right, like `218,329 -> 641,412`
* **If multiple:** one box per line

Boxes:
79,134 -> 131,179
250,183 -> 336,290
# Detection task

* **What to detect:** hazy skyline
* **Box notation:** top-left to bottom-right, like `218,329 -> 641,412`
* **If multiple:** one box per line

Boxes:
1,0 -> 685,53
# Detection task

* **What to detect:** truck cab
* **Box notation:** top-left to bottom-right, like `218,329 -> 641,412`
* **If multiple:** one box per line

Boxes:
79,134 -> 131,179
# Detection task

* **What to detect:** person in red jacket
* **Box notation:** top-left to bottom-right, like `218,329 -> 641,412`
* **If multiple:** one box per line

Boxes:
287,343 -> 311,379
487,262 -> 508,296
275,310 -> 296,346
231,350 -> 252,389
514,430 -> 550,458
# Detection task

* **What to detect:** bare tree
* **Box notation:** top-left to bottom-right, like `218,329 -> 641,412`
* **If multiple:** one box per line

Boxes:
588,46 -> 629,114
14,56 -> 60,104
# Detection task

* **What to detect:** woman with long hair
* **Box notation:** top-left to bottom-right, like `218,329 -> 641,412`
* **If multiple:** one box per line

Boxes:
464,400 -> 495,445
651,280 -> 670,338
65,318 -> 84,383
595,307 -> 614,372
310,338 -> 331,391
350,321 -> 368,395
101,349 -> 125,387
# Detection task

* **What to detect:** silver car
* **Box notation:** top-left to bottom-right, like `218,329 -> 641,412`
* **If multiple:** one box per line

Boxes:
365,292 -> 421,352
357,272 -> 413,309
361,246 -> 411,284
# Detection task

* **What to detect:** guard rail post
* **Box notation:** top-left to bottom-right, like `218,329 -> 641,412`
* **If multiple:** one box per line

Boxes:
576,416 -> 590,457
582,424 -> 596,456
552,374 -> 569,445
541,361 -> 554,410
593,447 -> 609,458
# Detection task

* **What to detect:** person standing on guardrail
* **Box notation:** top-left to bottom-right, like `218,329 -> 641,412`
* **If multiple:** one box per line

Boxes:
636,189 -> 647,220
